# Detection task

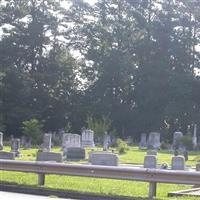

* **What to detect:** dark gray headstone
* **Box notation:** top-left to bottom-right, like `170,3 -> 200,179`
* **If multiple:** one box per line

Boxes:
36,152 -> 63,162
11,138 -> 20,157
0,151 -> 15,160
196,162 -> 200,171
65,147 -> 85,160
90,152 -> 119,166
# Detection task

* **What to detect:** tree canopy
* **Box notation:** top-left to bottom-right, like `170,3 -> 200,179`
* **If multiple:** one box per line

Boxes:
0,0 -> 200,140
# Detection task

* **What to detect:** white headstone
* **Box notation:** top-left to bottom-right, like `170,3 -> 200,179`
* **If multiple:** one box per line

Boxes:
42,133 -> 52,152
127,136 -> 133,145
147,132 -> 160,150
173,131 -> 183,150
139,133 -> 147,148
0,132 -> 3,151
62,133 -> 81,150
193,124 -> 197,148
81,129 -> 95,148
144,155 -> 157,168
171,156 -> 185,170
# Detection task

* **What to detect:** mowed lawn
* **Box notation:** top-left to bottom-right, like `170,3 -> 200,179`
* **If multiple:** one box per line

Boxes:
0,146 -> 200,200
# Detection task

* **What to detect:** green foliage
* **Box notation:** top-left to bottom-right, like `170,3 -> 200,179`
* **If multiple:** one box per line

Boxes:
64,122 -> 72,133
160,141 -> 170,150
86,115 -> 112,139
0,0 -> 200,138
117,139 -> 128,154
22,119 -> 43,145
180,135 -> 193,150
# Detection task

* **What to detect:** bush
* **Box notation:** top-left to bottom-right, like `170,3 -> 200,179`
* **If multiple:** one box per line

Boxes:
160,141 -> 170,150
180,135 -> 193,150
22,118 -> 43,145
117,139 -> 128,154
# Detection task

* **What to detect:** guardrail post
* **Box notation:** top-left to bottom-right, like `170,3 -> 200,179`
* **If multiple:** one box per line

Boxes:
149,182 -> 157,198
38,173 -> 45,185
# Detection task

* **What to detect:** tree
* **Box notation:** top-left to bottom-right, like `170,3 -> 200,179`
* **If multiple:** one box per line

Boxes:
0,0 -> 79,134
22,118 -> 43,145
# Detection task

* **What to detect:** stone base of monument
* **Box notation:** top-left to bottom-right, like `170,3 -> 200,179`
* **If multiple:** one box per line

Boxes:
0,151 -> 15,160
36,152 -> 63,162
81,141 -> 95,148
65,147 -> 86,160
90,152 -> 119,166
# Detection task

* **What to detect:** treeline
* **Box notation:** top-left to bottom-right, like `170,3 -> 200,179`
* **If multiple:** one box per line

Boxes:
0,0 -> 200,140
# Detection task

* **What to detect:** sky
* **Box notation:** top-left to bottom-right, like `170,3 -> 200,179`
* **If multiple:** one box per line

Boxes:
84,0 -> 97,4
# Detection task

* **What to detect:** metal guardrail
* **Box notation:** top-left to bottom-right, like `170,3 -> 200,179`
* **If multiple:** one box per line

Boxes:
0,160 -> 200,198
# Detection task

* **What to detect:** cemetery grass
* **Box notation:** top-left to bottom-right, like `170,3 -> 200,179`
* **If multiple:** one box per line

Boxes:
0,146 -> 199,200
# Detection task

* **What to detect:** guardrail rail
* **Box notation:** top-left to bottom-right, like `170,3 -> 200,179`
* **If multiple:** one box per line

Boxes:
0,160 -> 200,198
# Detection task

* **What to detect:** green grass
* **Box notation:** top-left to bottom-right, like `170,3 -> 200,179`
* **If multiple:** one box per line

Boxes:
1,146 -> 200,199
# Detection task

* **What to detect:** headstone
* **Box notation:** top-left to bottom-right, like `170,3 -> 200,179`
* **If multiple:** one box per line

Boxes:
0,151 -> 15,160
62,133 -> 81,150
90,152 -> 119,166
139,133 -> 147,149
196,162 -> 200,171
147,132 -> 160,150
147,150 -> 157,156
21,136 -> 26,147
36,152 -> 63,162
24,138 -> 31,149
21,136 -> 31,149
65,147 -> 85,160
192,124 -> 197,148
144,155 -> 157,168
173,131 -> 183,150
171,156 -> 185,170
10,138 -> 20,157
183,150 -> 188,161
81,129 -> 95,148
52,133 -> 61,146
42,133 -> 52,152
127,136 -> 133,145
0,132 -> 3,151
103,132 -> 110,151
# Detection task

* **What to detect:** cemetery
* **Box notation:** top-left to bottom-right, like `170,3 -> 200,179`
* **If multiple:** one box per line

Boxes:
1,0 -> 200,199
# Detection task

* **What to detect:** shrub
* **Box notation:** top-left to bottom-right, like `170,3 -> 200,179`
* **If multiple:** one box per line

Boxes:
22,118 -> 43,145
180,135 -> 193,150
117,139 -> 128,154
64,122 -> 71,132
160,141 -> 170,150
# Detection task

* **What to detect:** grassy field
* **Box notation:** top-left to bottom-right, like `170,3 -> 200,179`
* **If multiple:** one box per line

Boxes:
0,146 -> 200,200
